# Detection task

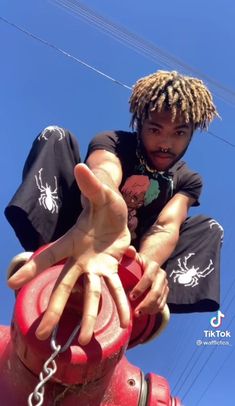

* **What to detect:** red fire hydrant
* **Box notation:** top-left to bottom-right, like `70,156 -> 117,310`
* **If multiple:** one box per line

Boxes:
0,254 -> 181,405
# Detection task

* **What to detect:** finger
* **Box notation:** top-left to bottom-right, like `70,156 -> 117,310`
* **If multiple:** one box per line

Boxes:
134,290 -> 158,316
157,285 -> 169,312
8,229 -> 75,289
35,258 -> 81,340
134,275 -> 168,316
154,277 -> 168,300
123,245 -> 137,259
7,251 -> 33,280
129,261 -> 159,300
74,164 -> 106,206
148,280 -> 169,313
105,273 -> 130,328
78,273 -> 101,346
152,274 -> 168,302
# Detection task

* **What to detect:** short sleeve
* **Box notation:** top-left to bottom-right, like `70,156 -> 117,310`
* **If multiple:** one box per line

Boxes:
84,131 -> 138,178
85,131 -> 120,159
173,162 -> 203,206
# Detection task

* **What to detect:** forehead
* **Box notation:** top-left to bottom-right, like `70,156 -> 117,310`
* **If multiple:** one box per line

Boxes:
147,109 -> 190,127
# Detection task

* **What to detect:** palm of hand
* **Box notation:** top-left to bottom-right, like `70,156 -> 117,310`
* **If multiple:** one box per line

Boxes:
75,188 -> 131,263
8,164 -> 131,345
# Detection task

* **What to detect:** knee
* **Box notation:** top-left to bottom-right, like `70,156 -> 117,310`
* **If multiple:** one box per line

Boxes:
38,126 -> 67,142
199,215 -> 224,240
183,215 -> 224,243
208,218 -> 224,243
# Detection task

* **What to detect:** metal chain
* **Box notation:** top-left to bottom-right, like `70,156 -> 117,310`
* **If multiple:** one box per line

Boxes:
28,321 -> 81,406
28,343 -> 61,406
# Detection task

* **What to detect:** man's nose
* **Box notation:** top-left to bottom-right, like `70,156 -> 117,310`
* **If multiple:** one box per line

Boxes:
159,134 -> 172,149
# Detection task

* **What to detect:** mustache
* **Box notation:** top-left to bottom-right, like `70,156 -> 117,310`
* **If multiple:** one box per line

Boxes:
153,149 -> 176,157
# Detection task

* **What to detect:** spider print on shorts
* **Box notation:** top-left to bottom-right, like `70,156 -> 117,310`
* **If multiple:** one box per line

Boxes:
38,126 -> 66,142
169,253 -> 214,287
35,168 -> 60,214
208,219 -> 224,243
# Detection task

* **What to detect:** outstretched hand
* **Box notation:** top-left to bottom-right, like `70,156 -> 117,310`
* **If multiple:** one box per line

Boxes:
125,247 -> 169,317
8,163 -> 131,345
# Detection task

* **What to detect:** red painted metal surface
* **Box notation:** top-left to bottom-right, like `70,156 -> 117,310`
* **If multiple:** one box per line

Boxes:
0,253 -> 181,405
12,264 -> 132,385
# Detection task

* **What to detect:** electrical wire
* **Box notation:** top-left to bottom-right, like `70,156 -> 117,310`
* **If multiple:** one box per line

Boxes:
169,215 -> 235,389
166,317 -> 197,380
171,284 -> 235,400
207,130 -> 235,148
170,229 -> 235,393
193,346 -> 235,406
1,16 -> 235,148
172,189 -> 235,397
181,313 -> 235,402
45,2 -> 235,400
171,274 -> 235,394
1,10 -> 235,403
0,16 -> 131,91
47,11 -> 235,393
171,342 -> 201,394
175,172 -> 235,400
52,0 -> 235,107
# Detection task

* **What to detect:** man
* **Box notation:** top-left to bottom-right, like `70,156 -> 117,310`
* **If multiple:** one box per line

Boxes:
6,70 -> 223,346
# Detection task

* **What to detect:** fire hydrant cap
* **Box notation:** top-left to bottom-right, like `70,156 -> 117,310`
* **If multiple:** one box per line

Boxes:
12,264 -> 132,385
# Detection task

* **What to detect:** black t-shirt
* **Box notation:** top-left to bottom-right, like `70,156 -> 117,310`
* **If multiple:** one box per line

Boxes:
86,130 -> 202,244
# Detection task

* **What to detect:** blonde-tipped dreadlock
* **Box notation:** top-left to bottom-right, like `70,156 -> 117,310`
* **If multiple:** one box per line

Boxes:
129,70 -> 219,131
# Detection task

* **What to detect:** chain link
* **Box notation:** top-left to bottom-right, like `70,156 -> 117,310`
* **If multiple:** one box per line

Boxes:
28,321 -> 81,406
28,343 -> 61,406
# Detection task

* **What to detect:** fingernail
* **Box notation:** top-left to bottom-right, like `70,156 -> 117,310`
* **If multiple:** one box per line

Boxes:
135,310 -> 142,317
36,326 -> 48,340
8,274 -> 18,281
8,274 -> 25,287
129,293 -> 136,301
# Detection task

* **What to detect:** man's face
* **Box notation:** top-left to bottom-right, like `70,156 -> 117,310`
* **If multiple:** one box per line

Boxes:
140,110 -> 193,171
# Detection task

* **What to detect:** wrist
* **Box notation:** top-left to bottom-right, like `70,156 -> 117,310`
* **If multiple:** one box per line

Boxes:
138,251 -> 159,268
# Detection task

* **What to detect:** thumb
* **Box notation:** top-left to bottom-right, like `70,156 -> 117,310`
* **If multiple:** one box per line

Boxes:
74,163 -> 106,205
123,245 -> 137,259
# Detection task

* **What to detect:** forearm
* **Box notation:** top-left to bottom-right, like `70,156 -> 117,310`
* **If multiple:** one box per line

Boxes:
139,223 -> 179,266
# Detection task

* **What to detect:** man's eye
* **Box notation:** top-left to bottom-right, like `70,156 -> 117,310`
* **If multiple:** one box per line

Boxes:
149,128 -> 160,134
175,131 -> 185,136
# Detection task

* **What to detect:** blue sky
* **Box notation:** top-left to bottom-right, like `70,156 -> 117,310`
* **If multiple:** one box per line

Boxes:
1,0 -> 235,404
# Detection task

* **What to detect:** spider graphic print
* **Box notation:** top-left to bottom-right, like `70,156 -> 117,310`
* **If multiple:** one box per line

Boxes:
37,126 -> 66,142
35,168 -> 60,214
169,253 -> 214,288
208,219 -> 224,243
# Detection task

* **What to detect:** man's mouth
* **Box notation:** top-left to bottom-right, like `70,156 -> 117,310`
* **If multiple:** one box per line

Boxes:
152,151 -> 175,159
148,151 -> 177,169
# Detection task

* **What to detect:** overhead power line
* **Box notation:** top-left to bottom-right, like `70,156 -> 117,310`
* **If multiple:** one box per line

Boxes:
181,314 -> 235,403
171,277 -> 235,395
1,11 -> 235,404
193,346 -> 235,406
172,288 -> 235,401
1,16 -> 235,148
0,16 -> 131,91
52,0 -> 235,107
43,3 -> 235,400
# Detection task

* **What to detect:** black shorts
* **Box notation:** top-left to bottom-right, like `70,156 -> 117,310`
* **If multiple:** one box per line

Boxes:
5,126 -> 223,313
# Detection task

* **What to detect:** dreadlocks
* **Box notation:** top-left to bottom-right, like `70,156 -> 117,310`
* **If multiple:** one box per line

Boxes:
129,70 -> 219,131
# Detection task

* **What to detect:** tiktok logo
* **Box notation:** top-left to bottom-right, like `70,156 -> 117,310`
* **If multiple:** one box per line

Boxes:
210,310 -> 225,328
200,310 -> 231,344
